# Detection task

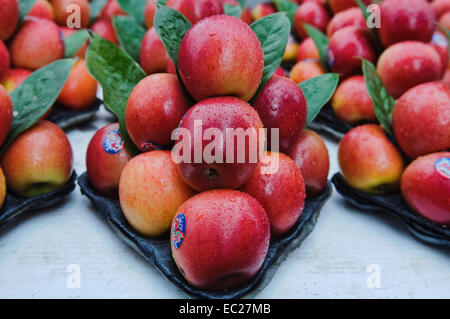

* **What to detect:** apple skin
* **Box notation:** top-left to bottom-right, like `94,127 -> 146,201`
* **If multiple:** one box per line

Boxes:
240,152 -> 306,237
11,18 -> 64,70
178,15 -> 264,102
0,40 -> 9,82
91,18 -> 118,44
1,68 -> 32,93
144,0 -> 156,28
0,0 -> 19,40
289,60 -> 325,84
0,84 -> 13,148
126,73 -> 191,152
439,11 -> 450,32
294,1 -> 330,39
326,7 -> 367,38
165,0 -> 224,24
296,37 -> 319,62
430,31 -> 449,77
140,28 -> 170,75
328,0 -> 371,13
377,41 -> 442,99
1,120 -> 73,198
392,82 -> 450,159
401,152 -> 450,226
331,75 -> 376,125
175,97 -> 264,191
170,189 -> 270,291
328,26 -> 376,79
251,3 -> 276,21
378,0 -> 436,48
0,166 -> 5,210
57,59 -> 98,110
274,66 -> 286,77
51,0 -> 90,28
86,123 -> 132,198
288,129 -> 329,197
29,0 -> 55,21
432,0 -> 450,18
119,150 -> 196,237
99,0 -> 126,20
338,124 -> 405,194
252,75 -> 307,153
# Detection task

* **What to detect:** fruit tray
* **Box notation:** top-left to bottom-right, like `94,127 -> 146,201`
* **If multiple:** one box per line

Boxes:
78,172 -> 332,299
0,172 -> 77,232
48,98 -> 102,130
309,107 -> 353,140
332,173 -> 450,247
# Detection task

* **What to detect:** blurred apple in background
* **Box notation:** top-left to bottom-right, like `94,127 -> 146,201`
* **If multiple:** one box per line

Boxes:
0,0 -> 19,40
1,69 -> 32,93
0,85 -> 13,148
0,41 -> 9,82
0,167 -> 5,209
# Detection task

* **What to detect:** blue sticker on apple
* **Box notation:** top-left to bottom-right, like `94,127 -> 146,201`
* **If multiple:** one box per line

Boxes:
172,213 -> 186,249
435,157 -> 450,180
103,129 -> 124,154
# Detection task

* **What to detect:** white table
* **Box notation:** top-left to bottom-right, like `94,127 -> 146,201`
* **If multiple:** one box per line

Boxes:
0,105 -> 448,299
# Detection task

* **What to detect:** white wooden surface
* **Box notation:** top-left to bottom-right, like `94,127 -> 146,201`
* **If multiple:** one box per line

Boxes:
0,105 -> 449,299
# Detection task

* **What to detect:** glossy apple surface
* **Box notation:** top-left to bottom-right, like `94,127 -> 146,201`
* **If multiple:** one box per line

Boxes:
0,84 -> 13,148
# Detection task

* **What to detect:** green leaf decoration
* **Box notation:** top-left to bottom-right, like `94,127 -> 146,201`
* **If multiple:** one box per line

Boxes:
158,0 -> 167,5
117,0 -> 147,25
362,59 -> 396,136
224,4 -> 242,18
237,0 -> 247,8
90,0 -> 108,23
113,16 -> 146,62
299,73 -> 339,127
64,29 -> 89,58
86,34 -> 145,155
251,12 -> 290,97
153,4 -> 191,69
304,24 -> 329,71
355,0 -> 383,53
18,0 -> 36,23
0,59 -> 75,155
273,0 -> 298,27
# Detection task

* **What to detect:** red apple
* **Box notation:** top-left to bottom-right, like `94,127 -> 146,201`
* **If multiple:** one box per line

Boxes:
100,0 -> 126,20
170,189 -> 270,290
119,150 -> 196,237
377,41 -> 442,99
29,0 -> 55,21
432,0 -> 450,18
1,68 -> 32,93
0,40 -> 9,82
326,7 -> 367,38
91,18 -> 118,44
1,120 -> 73,198
430,31 -> 449,77
174,97 -> 264,191
165,0 -> 224,24
252,75 -> 307,153
328,0 -> 371,13
289,59 -> 325,84
401,152 -> 450,225
392,82 -> 450,159
144,0 -> 156,29
251,2 -> 276,21
294,1 -> 330,39
296,37 -> 319,62
240,152 -> 306,236
126,73 -> 191,152
328,26 -> 376,79
0,166 -> 5,209
378,0 -> 436,48
338,124 -> 405,194
0,84 -> 13,148
86,123 -> 132,197
288,129 -> 329,197
439,11 -> 450,32
178,15 -> 264,102
0,0 -> 19,40
139,28 -> 170,75
331,75 -> 376,125
51,0 -> 90,28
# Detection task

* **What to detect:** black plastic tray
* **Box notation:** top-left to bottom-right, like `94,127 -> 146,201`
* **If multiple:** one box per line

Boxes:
48,98 -> 102,130
78,172 -> 332,299
0,172 -> 77,231
332,173 -> 450,247
309,107 -> 354,140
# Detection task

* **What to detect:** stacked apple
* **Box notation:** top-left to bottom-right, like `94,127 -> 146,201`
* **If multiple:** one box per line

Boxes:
85,3 -> 332,291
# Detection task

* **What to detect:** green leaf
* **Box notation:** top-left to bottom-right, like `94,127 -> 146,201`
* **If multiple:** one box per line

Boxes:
113,16 -> 146,62
224,4 -> 242,18
86,34 -> 145,155
18,0 -> 36,23
158,0 -> 167,4
117,0 -> 147,25
304,24 -> 329,71
300,73 -> 339,127
355,0 -> 383,53
251,12 -> 290,97
64,29 -> 89,58
362,59 -> 396,136
237,0 -> 247,8
153,4 -> 191,69
90,0 -> 108,23
0,59 -> 75,155
273,0 -> 298,27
